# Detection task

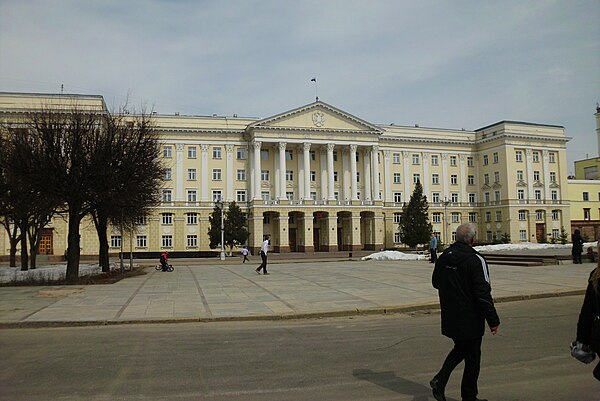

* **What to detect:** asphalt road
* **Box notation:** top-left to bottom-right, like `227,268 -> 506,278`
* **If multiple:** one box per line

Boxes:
1,296 -> 599,401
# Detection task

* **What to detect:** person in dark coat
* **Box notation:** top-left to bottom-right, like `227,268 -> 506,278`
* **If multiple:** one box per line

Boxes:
575,262 -> 600,381
430,223 -> 500,401
572,229 -> 584,264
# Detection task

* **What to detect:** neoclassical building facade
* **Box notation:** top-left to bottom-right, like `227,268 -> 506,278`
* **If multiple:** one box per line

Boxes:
0,92 -> 573,257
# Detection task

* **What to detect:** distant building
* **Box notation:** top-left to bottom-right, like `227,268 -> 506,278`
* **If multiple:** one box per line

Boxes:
0,92 -> 576,259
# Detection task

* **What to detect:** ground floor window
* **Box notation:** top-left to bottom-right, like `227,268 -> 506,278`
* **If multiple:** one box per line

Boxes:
394,231 -> 401,244
136,235 -> 147,248
519,230 -> 527,241
162,235 -> 173,248
111,235 -> 121,248
187,235 -> 197,248
552,229 -> 559,239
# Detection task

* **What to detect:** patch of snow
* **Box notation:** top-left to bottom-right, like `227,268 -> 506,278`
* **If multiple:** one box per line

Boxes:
474,242 -> 597,252
0,263 -> 124,284
361,250 -> 428,261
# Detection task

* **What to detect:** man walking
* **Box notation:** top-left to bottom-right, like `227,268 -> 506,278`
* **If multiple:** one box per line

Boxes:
430,223 -> 500,401
256,234 -> 270,275
430,233 -> 438,263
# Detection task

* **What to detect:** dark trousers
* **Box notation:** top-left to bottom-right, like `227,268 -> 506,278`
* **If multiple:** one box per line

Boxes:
242,255 -> 249,263
435,337 -> 482,401
430,248 -> 437,263
257,251 -> 268,273
572,252 -> 582,264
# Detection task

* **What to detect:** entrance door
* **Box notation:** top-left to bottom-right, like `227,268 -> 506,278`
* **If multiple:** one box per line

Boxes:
38,229 -> 53,255
289,228 -> 297,252
536,223 -> 546,242
313,228 -> 321,251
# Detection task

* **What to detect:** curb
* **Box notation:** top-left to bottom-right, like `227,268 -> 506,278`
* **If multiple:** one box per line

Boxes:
0,289 -> 586,330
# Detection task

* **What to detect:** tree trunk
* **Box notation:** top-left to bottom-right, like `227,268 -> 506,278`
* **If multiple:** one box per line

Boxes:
66,208 -> 82,283
28,229 -> 41,270
19,220 -> 28,271
92,211 -> 111,273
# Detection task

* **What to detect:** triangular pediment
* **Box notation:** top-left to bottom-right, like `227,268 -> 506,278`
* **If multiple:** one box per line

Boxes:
249,101 -> 382,133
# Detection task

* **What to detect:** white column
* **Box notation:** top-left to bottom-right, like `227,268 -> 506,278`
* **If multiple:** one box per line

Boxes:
278,142 -> 287,200
350,144 -> 358,201
274,145 -> 280,200
201,144 -> 209,201
526,149 -> 534,200
364,148 -> 372,201
342,147 -> 350,201
402,151 -> 410,197
422,152 -> 430,199
320,147 -> 327,200
303,143 -> 311,201
459,154 -> 467,204
327,143 -> 335,201
175,144 -> 184,201
252,140 -> 262,200
441,153 -> 449,199
542,150 -> 551,199
298,145 -> 305,201
383,150 -> 392,203
225,144 -> 234,201
248,144 -> 254,202
371,145 -> 380,201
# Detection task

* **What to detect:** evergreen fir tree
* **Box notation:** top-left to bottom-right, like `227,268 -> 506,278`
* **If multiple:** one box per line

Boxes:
224,201 -> 249,253
399,180 -> 432,248
208,205 -> 222,250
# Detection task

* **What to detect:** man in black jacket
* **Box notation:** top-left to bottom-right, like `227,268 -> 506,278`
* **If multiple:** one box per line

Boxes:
430,223 -> 500,401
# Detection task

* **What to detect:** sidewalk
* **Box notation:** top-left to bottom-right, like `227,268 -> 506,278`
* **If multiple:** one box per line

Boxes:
0,256 -> 594,328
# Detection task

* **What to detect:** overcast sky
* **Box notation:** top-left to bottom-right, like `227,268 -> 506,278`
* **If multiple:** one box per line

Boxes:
1,0 -> 599,172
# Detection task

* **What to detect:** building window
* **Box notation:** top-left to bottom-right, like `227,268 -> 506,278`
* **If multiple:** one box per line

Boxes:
484,192 -> 490,203
468,175 -> 474,185
188,168 -> 196,181
110,235 -> 122,248
237,169 -> 246,181
450,175 -> 458,185
496,211 -> 502,222
162,189 -> 172,202
333,171 -> 338,182
494,171 -> 500,183
187,235 -> 198,248
136,235 -> 147,248
286,191 -> 294,200
394,232 -> 401,244
485,212 -> 492,222
162,235 -> 173,248
356,172 -> 360,183
519,230 -> 527,241
452,212 -> 460,223
394,213 -> 402,224
486,231 -> 493,241
163,146 -> 172,158
432,192 -> 440,203
187,213 -> 197,225
333,151 -> 338,162
517,170 -> 524,181
467,157 -> 474,167
393,192 -> 402,203
310,191 -> 317,200
551,190 -> 558,201
450,155 -> 457,166
451,193 -> 458,203
261,170 -> 269,181
263,215 -> 270,224
213,147 -> 222,159
584,208 -> 591,220
518,210 -> 526,221
285,150 -> 293,161
432,212 -> 441,223
187,190 -> 197,202
310,150 -> 316,161
393,153 -> 400,164
236,148 -> 247,160
533,151 -> 540,162
212,169 -> 222,181
494,191 -> 500,202
550,172 -> 556,182
534,190 -> 541,200
261,191 -> 270,201
483,155 -> 488,165
163,168 -> 172,181
468,212 -> 477,222
393,173 -> 401,184
310,171 -> 316,181
260,149 -> 269,160
533,171 -> 540,181
286,170 -> 294,181
552,210 -> 559,220
484,174 -> 489,185
583,192 -> 589,201
536,210 -> 543,221
432,174 -> 439,185
549,152 -> 556,163
135,216 -> 147,225
516,150 -> 523,162
333,192 -> 339,201
468,193 -> 476,203
212,190 -> 222,201
162,213 -> 173,225
493,152 -> 499,164
412,154 -> 420,164
413,173 -> 420,184
431,155 -> 439,165
552,228 -> 559,239
188,146 -> 197,159
236,190 -> 247,202
517,189 -> 525,200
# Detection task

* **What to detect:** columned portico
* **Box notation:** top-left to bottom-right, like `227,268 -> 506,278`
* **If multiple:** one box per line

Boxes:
327,143 -> 335,201
303,143 -> 311,201
371,145 -> 380,200
252,140 -> 262,200
364,149 -> 372,201
350,144 -> 359,201
278,142 -> 287,201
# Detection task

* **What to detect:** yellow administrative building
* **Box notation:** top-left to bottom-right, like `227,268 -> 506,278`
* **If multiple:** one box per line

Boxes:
0,92 -> 588,259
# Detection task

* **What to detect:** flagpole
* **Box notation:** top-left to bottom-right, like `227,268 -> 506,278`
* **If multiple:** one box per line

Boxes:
311,78 -> 318,101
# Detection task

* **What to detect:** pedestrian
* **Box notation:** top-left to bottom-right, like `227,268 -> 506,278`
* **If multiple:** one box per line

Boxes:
574,259 -> 600,381
241,246 -> 250,263
430,223 -> 500,401
572,229 -> 584,264
256,234 -> 270,275
159,251 -> 169,272
430,233 -> 438,263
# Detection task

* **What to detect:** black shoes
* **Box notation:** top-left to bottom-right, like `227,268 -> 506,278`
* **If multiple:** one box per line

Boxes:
430,378 -> 446,401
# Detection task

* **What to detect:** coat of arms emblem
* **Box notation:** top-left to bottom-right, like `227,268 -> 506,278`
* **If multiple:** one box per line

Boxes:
312,111 -> 325,127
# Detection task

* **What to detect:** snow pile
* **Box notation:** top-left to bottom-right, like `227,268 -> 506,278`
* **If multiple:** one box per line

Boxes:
0,263 -> 124,284
361,250 -> 428,261
474,242 -> 597,252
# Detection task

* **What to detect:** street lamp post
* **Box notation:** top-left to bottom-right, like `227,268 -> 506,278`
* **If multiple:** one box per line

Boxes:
215,199 -> 226,261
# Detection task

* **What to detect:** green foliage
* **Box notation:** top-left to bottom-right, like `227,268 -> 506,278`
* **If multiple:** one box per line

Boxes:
501,232 -> 511,244
224,201 -> 249,250
399,181 -> 432,248
559,226 -> 568,245
208,205 -> 222,249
